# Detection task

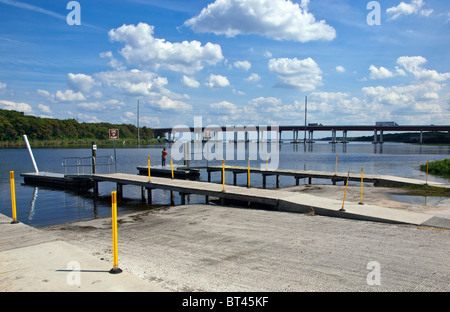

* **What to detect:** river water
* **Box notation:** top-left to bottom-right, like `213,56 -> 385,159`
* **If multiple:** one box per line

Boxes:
0,142 -> 449,227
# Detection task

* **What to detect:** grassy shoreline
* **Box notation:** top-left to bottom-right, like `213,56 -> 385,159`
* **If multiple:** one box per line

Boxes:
420,159 -> 450,178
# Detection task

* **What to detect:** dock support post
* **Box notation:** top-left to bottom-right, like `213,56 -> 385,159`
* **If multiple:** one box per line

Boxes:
141,187 -> 146,202
247,158 -> 250,188
233,172 -> 237,186
180,193 -> 186,205
146,188 -> 152,204
335,154 -> 338,175
276,175 -> 280,188
94,181 -> 99,197
262,174 -> 267,189
116,183 -> 123,200
170,191 -> 175,205
295,177 -> 300,186
359,166 -> 364,205
222,159 -> 225,192
208,170 -> 211,182
205,195 -> 209,204
308,177 -> 312,185
92,143 -> 97,174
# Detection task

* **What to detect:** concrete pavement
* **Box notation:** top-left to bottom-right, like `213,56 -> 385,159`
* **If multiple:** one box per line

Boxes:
0,214 -> 168,292
1,185 -> 449,291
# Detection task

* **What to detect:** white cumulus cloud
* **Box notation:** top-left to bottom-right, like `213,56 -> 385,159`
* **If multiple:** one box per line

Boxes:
206,74 -> 230,88
387,0 -> 433,20
55,90 -> 86,102
268,57 -> 323,91
108,23 -> 224,74
181,75 -> 200,88
184,0 -> 336,43
233,60 -> 251,71
38,104 -> 52,114
149,96 -> 192,111
0,100 -> 33,113
67,73 -> 97,93
245,73 -> 261,82
396,56 -> 450,82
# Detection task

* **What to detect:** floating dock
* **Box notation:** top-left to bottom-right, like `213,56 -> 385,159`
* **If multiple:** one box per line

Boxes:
204,166 -> 449,189
91,173 -> 449,229
136,165 -> 200,180
20,172 -> 94,190
19,169 -> 450,228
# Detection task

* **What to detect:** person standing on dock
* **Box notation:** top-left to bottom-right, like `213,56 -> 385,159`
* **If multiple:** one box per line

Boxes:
161,148 -> 168,167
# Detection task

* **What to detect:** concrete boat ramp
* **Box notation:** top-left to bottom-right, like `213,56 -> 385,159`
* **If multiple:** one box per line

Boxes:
20,170 -> 450,229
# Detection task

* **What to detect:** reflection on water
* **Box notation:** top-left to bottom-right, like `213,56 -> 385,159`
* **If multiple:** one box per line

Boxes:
390,194 -> 449,207
1,142 -> 449,227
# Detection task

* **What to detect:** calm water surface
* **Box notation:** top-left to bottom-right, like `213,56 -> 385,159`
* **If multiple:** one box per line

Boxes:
0,142 -> 449,227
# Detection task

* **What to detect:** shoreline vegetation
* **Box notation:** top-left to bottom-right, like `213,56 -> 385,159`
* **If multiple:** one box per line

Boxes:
0,108 -> 164,148
1,108 -> 449,147
420,159 -> 450,178
0,138 -> 166,148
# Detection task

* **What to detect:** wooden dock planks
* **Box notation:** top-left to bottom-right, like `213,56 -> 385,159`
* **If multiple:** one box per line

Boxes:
92,173 -> 282,207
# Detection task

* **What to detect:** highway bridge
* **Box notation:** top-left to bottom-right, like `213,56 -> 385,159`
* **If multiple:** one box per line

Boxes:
153,124 -> 450,144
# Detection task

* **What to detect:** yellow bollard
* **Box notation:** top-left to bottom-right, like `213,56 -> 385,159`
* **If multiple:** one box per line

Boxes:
222,159 -> 225,191
359,166 -> 364,205
171,155 -> 174,179
110,191 -> 122,274
335,154 -> 338,175
147,156 -> 151,182
247,157 -> 251,188
10,171 -> 19,224
340,170 -> 350,212
426,160 -> 429,185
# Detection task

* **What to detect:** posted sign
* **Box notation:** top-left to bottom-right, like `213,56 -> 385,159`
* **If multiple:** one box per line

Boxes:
109,129 -> 119,140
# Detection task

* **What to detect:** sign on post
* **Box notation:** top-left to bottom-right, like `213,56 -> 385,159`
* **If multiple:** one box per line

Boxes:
109,129 -> 119,140
204,129 -> 212,140
109,129 -> 119,173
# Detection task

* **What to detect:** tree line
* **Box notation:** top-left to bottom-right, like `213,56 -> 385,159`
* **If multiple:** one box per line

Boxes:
0,109 -> 159,143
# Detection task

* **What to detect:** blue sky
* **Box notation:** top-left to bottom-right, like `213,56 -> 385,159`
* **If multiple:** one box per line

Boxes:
0,0 -> 449,130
